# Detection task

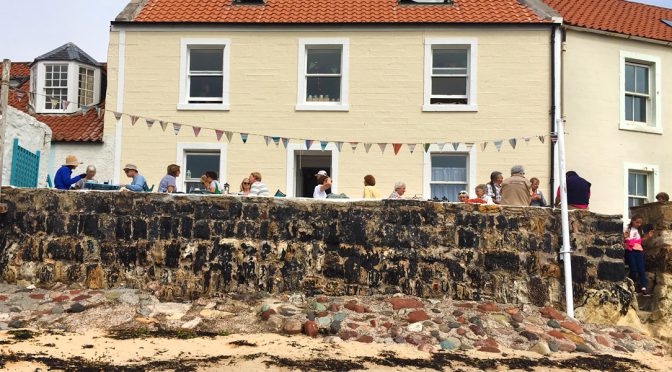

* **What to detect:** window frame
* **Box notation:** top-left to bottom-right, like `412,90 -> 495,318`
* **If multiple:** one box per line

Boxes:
423,143 -> 477,199
43,63 -> 69,112
178,38 -> 231,111
176,143 -> 228,193
78,66 -> 96,107
623,162 -> 659,221
296,38 -> 349,111
423,38 -> 478,112
620,51 -> 662,134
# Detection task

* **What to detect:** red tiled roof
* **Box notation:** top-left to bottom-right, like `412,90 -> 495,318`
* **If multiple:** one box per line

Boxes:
545,0 -> 672,42
0,63 -> 104,143
130,0 -> 551,24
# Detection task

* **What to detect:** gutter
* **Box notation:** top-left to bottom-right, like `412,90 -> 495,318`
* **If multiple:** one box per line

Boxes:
563,24 -> 672,47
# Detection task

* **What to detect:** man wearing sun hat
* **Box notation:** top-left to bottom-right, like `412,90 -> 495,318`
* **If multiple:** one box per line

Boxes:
313,170 -> 332,199
54,155 -> 86,190
121,164 -> 148,192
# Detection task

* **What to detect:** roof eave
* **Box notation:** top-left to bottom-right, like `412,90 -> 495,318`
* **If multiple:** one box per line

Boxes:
563,24 -> 672,47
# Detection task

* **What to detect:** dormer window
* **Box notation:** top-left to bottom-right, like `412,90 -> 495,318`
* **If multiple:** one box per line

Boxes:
30,42 -> 102,114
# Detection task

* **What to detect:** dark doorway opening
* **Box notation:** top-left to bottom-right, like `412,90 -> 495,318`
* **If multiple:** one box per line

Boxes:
294,151 -> 332,198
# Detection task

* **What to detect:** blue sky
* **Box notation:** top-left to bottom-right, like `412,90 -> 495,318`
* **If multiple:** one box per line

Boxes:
0,0 -> 670,63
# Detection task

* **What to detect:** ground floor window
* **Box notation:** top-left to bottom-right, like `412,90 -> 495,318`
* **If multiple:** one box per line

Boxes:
624,163 -> 659,219
177,143 -> 227,193
430,154 -> 468,201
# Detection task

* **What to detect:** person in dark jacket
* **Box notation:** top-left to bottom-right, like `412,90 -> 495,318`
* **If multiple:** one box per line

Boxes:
54,155 -> 85,190
555,171 -> 591,210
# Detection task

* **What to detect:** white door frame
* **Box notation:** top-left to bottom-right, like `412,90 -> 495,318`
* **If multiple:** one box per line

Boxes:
176,142 -> 228,192
286,142 -> 339,197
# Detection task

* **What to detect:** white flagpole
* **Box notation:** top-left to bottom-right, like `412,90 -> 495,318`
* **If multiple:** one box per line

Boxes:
557,117 -> 574,318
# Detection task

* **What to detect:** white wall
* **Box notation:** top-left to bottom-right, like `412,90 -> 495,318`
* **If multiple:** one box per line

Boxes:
2,107 -> 52,187
48,132 -> 115,184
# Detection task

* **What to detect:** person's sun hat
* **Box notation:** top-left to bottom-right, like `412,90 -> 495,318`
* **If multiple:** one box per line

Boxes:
315,170 -> 329,177
123,164 -> 138,171
64,155 -> 82,167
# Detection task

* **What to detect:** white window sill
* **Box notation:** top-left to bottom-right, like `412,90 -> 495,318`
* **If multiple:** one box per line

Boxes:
295,103 -> 349,112
177,103 -> 230,111
423,104 -> 478,112
619,122 -> 662,134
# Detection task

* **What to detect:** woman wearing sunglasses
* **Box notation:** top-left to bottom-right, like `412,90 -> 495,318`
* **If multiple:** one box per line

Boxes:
240,178 -> 252,196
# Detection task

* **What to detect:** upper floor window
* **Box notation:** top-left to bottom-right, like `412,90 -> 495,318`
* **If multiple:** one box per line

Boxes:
178,38 -> 230,111
78,67 -> 95,106
620,51 -> 661,134
44,64 -> 68,110
424,38 -> 477,112
296,38 -> 349,111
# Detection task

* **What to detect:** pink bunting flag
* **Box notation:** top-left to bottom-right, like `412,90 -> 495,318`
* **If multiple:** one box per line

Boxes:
378,143 -> 387,154
215,130 -> 224,141
14,91 -> 25,101
192,126 -> 201,137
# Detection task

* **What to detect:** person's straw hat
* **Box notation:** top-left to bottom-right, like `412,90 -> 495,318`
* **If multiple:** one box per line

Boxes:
64,155 -> 82,167
123,164 -> 138,171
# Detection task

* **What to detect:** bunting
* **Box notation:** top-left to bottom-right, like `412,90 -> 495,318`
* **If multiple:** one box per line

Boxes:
481,142 -> 488,151
378,143 -> 387,154
437,142 -> 446,151
225,131 -> 233,143
320,141 -> 328,151
264,136 -> 270,146
14,91 -> 25,101
145,118 -> 155,129
494,140 -> 503,152
282,138 -> 290,148
160,121 -> 168,132
113,111 -> 123,121
452,142 -> 460,151
423,143 -> 430,153
364,143 -> 373,153
408,143 -> 416,154
350,142 -> 359,152
305,139 -> 314,149
272,136 -> 280,146
172,123 -> 181,135
335,141 -> 343,152
393,143 -> 402,155
524,137 -> 531,145
215,129 -> 224,141
538,136 -> 545,144
193,126 -> 201,137
509,138 -> 517,149
130,115 -> 139,126
241,133 -> 249,143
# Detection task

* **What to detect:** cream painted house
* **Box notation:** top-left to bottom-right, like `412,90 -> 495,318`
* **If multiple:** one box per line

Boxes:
546,0 -> 672,217
106,0 -> 562,200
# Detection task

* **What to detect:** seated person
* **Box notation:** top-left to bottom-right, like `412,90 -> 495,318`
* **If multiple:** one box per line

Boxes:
73,165 -> 97,189
457,190 -> 469,203
248,172 -> 270,196
205,171 -> 222,194
54,155 -> 85,190
388,182 -> 406,199
121,164 -> 148,192
467,184 -> 494,204
158,164 -> 180,193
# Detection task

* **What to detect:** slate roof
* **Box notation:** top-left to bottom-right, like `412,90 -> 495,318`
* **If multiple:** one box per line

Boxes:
33,42 -> 101,67
0,62 -> 105,143
120,0 -> 554,24
544,0 -> 672,43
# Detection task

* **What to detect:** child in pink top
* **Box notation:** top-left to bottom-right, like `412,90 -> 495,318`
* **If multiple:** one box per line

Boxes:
624,215 -> 653,296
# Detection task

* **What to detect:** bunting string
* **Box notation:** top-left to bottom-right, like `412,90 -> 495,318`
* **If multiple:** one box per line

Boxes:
8,86 -> 565,154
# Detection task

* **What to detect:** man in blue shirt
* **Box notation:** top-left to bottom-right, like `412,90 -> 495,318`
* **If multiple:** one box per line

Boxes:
122,164 -> 148,192
54,155 -> 85,190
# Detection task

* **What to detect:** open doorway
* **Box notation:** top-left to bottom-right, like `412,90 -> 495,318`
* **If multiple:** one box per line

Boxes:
294,150 -> 332,197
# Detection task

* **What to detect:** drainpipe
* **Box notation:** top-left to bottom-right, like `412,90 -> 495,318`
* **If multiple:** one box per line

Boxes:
549,25 -> 557,206
551,21 -> 574,318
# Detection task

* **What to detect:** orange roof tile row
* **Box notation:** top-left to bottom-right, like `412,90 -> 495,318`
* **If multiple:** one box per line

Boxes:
1,63 -> 104,143
132,0 -> 550,24
544,0 -> 672,43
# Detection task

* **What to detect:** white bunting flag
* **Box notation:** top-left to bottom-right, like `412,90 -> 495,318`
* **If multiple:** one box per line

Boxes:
437,142 -> 446,151
272,137 -> 280,146
335,142 -> 343,152
524,137 -> 531,145
408,143 -> 416,154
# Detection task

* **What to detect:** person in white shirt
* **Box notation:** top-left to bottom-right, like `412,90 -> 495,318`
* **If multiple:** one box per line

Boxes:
248,172 -> 270,196
388,181 -> 406,199
313,170 -> 332,199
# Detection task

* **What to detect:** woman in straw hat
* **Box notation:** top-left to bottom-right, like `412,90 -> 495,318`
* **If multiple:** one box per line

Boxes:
54,155 -> 86,190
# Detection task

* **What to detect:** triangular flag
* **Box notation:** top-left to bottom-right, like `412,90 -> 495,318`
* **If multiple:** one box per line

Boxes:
225,131 -> 233,143
350,142 -> 359,152
193,126 -> 201,137
173,123 -> 181,135
130,115 -> 139,126
320,141 -> 328,151
437,142 -> 446,150
452,142 -> 460,151
408,144 -> 417,154
49,98 -> 58,107
80,105 -> 90,115
509,138 -> 517,149
62,100 -> 70,109
481,142 -> 488,151
424,144 -> 430,153
272,136 -> 280,146
145,118 -> 155,129
378,143 -> 387,153
465,143 -> 474,150
215,130 -> 224,141
305,139 -> 314,149
264,136 -> 270,146
494,140 -> 503,152
113,111 -> 123,121
95,106 -> 102,119
538,136 -> 545,144
282,138 -> 290,148
364,143 -> 373,153
524,137 -> 531,145
393,143 -> 402,155
240,133 -> 249,143
15,91 -> 25,101
335,142 -> 343,152
160,121 -> 168,132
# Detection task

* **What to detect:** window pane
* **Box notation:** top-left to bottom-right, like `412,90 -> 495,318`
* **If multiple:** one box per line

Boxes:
307,48 -> 341,74
633,96 -> 646,122
433,49 -> 467,69
306,76 -> 341,101
432,77 -> 467,96
190,49 -> 224,72
628,172 -> 636,194
189,76 -> 223,98
629,197 -> 646,208
625,95 -> 634,121
431,155 -> 467,182
625,64 -> 635,92
635,66 -> 648,94
185,153 -> 220,181
636,173 -> 647,197
431,184 -> 465,202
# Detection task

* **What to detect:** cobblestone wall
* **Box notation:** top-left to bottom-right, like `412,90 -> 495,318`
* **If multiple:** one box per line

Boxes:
0,188 -> 626,306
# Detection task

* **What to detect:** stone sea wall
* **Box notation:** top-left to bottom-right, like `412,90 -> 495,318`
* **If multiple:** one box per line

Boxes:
0,188 -> 626,307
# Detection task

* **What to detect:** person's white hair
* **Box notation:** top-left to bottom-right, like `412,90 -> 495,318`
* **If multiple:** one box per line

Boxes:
86,165 -> 96,173
511,165 -> 525,175
394,181 -> 406,190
